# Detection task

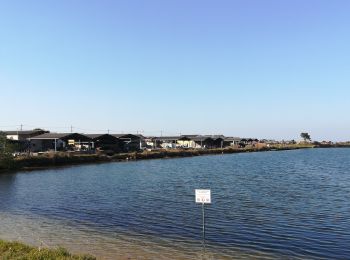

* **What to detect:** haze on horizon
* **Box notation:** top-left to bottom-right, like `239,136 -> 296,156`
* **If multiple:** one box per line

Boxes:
1,0 -> 349,141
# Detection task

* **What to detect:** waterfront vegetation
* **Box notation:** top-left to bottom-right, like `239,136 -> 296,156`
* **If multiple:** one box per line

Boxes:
0,132 -> 16,171
0,144 -> 315,173
1,140 -> 350,173
0,240 -> 95,260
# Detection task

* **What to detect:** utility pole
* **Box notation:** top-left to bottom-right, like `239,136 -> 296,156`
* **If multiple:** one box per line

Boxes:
20,124 -> 23,131
70,125 -> 73,133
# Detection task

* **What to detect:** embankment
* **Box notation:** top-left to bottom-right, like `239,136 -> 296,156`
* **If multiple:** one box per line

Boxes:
0,145 -> 315,173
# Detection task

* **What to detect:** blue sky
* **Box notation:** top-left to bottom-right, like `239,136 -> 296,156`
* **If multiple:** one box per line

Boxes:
0,0 -> 349,141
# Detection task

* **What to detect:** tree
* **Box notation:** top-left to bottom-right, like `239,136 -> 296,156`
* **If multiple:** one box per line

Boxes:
0,132 -> 7,153
0,132 -> 15,170
300,132 -> 311,142
32,128 -> 49,133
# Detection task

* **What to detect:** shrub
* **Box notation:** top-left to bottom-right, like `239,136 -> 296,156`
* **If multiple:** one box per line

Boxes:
0,240 -> 96,260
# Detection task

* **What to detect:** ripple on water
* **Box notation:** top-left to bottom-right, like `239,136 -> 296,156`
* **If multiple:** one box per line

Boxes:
0,148 -> 350,259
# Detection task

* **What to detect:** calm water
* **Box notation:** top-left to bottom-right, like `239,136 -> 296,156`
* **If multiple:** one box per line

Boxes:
1,148 -> 350,259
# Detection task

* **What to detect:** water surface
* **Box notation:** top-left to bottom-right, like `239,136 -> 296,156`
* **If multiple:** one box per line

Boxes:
1,148 -> 350,259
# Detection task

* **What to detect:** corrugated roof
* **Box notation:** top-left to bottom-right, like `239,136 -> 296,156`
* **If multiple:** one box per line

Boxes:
201,135 -> 225,140
86,134 -> 119,141
4,130 -> 45,135
153,136 -> 181,141
85,134 -> 105,138
112,134 -> 144,139
29,133 -> 91,140
29,133 -> 72,139
191,136 -> 214,142
224,137 -> 242,141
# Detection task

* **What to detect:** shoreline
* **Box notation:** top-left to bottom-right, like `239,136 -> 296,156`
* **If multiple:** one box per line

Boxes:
0,211 -> 280,260
0,145 -> 313,174
1,144 -> 349,174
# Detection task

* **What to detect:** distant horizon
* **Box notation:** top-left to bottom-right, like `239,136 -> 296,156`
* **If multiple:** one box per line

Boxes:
1,1 -> 350,141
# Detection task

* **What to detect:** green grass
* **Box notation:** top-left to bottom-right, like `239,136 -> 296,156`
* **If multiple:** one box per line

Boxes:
0,240 -> 96,260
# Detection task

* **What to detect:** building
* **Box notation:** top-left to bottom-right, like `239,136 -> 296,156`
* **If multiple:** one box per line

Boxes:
191,135 -> 225,149
86,134 -> 124,153
112,134 -> 146,151
223,137 -> 242,147
151,135 -> 226,149
29,133 -> 93,152
239,138 -> 259,147
150,136 -> 180,149
4,129 -> 48,141
176,135 -> 197,148
2,130 -> 48,152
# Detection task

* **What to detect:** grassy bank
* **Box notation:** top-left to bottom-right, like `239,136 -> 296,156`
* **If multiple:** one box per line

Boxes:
0,144 -> 316,173
0,240 -> 95,260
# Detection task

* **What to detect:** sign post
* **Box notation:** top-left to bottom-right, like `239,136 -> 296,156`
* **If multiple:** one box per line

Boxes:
195,189 -> 211,250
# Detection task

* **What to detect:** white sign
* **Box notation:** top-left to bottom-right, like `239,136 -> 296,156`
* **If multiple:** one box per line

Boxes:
195,189 -> 211,204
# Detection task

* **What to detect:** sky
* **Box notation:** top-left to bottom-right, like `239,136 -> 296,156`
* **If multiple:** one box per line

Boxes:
0,0 -> 349,141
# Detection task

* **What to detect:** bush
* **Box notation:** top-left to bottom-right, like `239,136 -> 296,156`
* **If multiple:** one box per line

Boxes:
0,132 -> 16,171
0,240 -> 96,260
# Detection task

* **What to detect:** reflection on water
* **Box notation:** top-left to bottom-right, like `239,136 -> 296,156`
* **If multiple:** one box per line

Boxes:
1,148 -> 350,259
0,174 -> 16,205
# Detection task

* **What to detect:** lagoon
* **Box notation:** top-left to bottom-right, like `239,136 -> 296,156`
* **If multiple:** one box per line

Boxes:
1,148 -> 350,259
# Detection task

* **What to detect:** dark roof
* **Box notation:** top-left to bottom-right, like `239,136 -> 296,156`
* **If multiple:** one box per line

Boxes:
245,138 -> 258,141
112,134 -> 144,139
86,134 -> 119,141
181,135 -> 199,138
29,133 -> 72,139
179,135 -> 226,141
224,137 -> 242,142
201,135 -> 225,140
29,133 -> 92,141
153,136 -> 181,141
4,130 -> 45,135
240,138 -> 259,142
85,134 -> 105,138
86,134 -> 113,138
191,136 -> 214,142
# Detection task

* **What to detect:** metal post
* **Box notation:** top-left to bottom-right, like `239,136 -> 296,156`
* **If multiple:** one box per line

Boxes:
202,203 -> 205,250
54,139 -> 57,152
